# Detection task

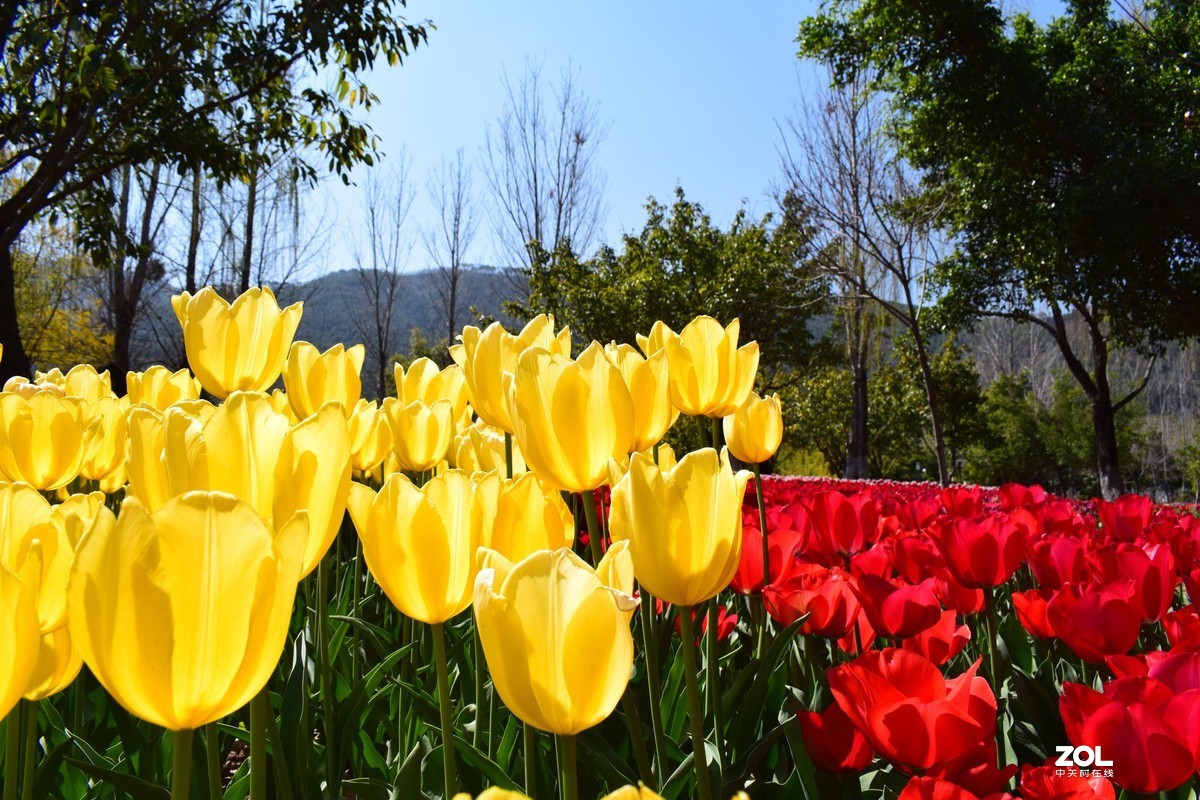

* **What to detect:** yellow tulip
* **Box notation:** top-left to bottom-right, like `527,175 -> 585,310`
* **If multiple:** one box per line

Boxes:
605,343 -> 677,452
35,365 -> 115,404
473,543 -> 636,735
664,316 -> 759,418
272,403 -> 352,578
609,448 -> 750,607
507,342 -> 635,493
395,358 -> 470,421
171,286 -> 303,398
126,366 -> 201,410
347,470 -> 497,624
24,626 -> 83,700
449,315 -> 570,433
601,786 -> 665,800
723,391 -> 783,464
480,472 -> 574,561
283,341 -> 365,418
635,320 -> 675,357
80,394 -> 129,489
68,493 -> 306,730
2,376 -> 64,398
348,399 -> 392,474
0,557 -> 41,722
451,790 -> 533,800
452,421 -> 526,476
383,398 -> 454,473
0,390 -> 94,490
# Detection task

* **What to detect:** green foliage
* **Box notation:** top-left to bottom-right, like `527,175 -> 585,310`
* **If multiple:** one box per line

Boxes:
513,187 -> 833,384
963,372 -> 1147,496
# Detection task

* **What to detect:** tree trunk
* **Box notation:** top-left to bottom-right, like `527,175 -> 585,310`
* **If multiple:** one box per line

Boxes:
913,336 -> 950,485
186,168 -> 203,294
0,244 -> 32,382
846,348 -> 869,479
112,163 -> 161,382
240,165 -> 258,293
1093,393 -> 1124,500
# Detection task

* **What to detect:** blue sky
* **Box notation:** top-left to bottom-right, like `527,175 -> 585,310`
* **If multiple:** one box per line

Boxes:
320,1 -> 1065,274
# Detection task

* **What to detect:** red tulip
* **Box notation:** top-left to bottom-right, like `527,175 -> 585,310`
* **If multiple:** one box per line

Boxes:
902,609 -> 970,666
1011,588 -> 1056,639
853,575 -> 942,639
893,534 -> 942,584
805,490 -> 878,563
827,649 -> 996,771
1059,676 -> 1200,793
730,522 -> 806,594
1026,533 -> 1088,589
1088,542 -> 1174,622
997,482 -> 1047,511
1018,764 -> 1115,800
670,605 -> 738,646
1047,580 -> 1142,663
1095,494 -> 1153,543
932,568 -> 985,615
931,512 -> 1029,588
797,701 -> 875,773
895,496 -> 942,533
896,776 -> 1012,800
1164,605 -> 1200,649
1147,650 -> 1200,694
940,486 -> 985,518
763,564 -> 860,639
924,741 -> 1018,799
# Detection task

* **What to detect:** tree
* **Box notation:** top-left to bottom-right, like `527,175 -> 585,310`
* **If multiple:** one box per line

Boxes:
516,187 -> 831,387
800,0 -> 1200,498
0,0 -> 428,381
481,60 -> 607,294
781,69 -> 951,483
424,149 -> 479,343
352,166 -> 413,398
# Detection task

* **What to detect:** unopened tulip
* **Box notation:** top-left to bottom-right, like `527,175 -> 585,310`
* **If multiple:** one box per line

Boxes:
635,320 -> 675,357
68,493 -> 306,730
0,390 -> 93,490
171,286 -> 303,398
451,791 -> 532,800
723,391 -> 783,464
395,358 -> 469,421
0,558 -> 40,721
24,627 -> 83,700
35,365 -> 115,404
126,366 -> 201,410
474,544 -> 636,735
284,342 -> 365,417
348,399 -> 392,473
79,394 -> 129,491
664,316 -> 759,417
383,398 -> 454,472
609,448 -> 750,606
453,421 -> 527,475
797,702 -> 875,773
605,343 -> 676,452
601,787 -> 668,800
507,342 -> 635,493
347,470 -> 497,624
481,472 -> 574,561
449,315 -> 570,433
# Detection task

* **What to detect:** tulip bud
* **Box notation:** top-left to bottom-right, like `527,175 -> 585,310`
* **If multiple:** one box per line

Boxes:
609,448 -> 750,606
24,627 -> 83,701
348,399 -> 392,474
605,343 -> 676,452
480,472 -> 575,561
507,342 -> 635,493
0,390 -> 94,490
126,366 -> 201,410
68,493 -> 307,730
664,316 -> 759,417
449,315 -> 570,433
723,391 -> 783,464
395,359 -> 470,421
383,398 -> 455,473
474,544 -> 637,735
283,342 -> 365,417
171,286 -> 303,398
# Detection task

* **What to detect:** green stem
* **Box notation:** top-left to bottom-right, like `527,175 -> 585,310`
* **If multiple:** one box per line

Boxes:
556,734 -> 577,800
352,536 -> 363,685
504,432 -> 514,480
710,416 -> 720,450
524,723 -> 538,798
248,690 -> 268,800
172,729 -> 195,800
316,559 -> 337,793
432,622 -> 457,797
678,609 -> 714,800
621,689 -> 654,787
19,702 -> 35,800
706,602 -> 723,757
640,590 -> 669,782
473,626 -> 485,749
4,705 -> 20,800
205,723 -> 221,800
580,489 -> 603,564
752,462 -> 770,659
